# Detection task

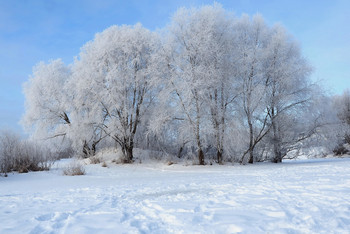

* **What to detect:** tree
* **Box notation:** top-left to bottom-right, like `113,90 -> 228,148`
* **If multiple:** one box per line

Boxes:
333,90 -> 350,148
335,90 -> 350,131
203,7 -> 238,164
21,3 -> 322,164
234,15 -> 271,164
0,130 -> 19,176
262,25 -> 313,163
21,59 -> 72,152
157,4 -> 239,165
70,24 -> 159,162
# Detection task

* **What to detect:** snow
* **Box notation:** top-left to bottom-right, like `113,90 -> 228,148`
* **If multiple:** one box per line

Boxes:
1,158 -> 350,233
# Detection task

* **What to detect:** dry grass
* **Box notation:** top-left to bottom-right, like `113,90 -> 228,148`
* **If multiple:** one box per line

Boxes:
167,161 -> 175,166
63,162 -> 85,176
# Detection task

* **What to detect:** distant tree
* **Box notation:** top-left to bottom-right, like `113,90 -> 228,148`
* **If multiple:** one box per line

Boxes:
333,90 -> 350,146
335,90 -> 350,130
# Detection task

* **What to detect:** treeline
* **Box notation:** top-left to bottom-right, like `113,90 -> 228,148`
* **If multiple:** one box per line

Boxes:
21,4 -> 349,165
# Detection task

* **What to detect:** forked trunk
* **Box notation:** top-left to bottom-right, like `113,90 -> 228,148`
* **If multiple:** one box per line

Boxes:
82,141 -> 96,158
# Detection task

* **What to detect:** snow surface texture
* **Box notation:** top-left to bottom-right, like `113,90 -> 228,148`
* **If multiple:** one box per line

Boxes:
1,158 -> 350,233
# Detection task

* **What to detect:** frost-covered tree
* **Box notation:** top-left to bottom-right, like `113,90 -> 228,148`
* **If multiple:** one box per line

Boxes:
0,131 -> 19,175
21,59 -> 72,152
335,90 -> 350,130
332,90 -> 350,150
233,15 -> 271,164
150,7 -> 317,164
65,69 -> 107,157
21,3 -> 323,164
70,24 -> 159,162
262,25 -> 313,163
158,4 -> 236,165
202,7 -> 239,164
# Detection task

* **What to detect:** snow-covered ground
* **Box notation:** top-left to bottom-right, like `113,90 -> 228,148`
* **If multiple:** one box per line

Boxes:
1,158 -> 350,233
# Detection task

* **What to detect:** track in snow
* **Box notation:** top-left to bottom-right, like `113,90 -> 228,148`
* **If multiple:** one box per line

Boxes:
1,158 -> 350,233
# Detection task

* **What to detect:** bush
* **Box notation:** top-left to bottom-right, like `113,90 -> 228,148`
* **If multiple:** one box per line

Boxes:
89,156 -> 101,164
56,146 -> 74,159
333,144 -> 349,156
0,130 -> 55,176
0,131 -> 19,175
63,161 -> 85,176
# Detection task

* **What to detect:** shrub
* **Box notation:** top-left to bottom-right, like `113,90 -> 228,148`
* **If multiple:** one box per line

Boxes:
0,131 -> 19,175
0,130 -> 55,176
333,144 -> 349,156
89,156 -> 101,164
15,141 -> 55,172
56,146 -> 74,159
63,161 -> 85,176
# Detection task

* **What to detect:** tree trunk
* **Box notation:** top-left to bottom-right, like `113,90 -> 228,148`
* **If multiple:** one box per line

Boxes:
271,107 -> 283,163
198,148 -> 204,165
272,136 -> 283,163
91,142 -> 96,155
82,141 -> 96,158
125,146 -> 133,163
196,132 -> 204,165
248,148 -> 254,164
272,154 -> 282,163
177,146 -> 184,158
123,138 -> 134,163
248,112 -> 254,163
272,139 -> 282,163
217,150 -> 223,164
248,121 -> 254,164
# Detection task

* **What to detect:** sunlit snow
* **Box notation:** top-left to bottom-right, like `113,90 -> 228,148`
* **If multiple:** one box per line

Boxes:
1,158 -> 350,233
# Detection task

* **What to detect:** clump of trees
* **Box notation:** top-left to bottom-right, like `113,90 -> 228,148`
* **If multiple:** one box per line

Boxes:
0,131 -> 55,176
21,4 -> 346,165
332,90 -> 350,155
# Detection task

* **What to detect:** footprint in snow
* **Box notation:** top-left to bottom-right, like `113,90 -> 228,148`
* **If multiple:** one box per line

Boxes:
35,213 -> 55,222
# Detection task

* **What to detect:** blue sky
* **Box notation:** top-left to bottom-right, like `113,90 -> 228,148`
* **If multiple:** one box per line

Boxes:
0,0 -> 349,133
